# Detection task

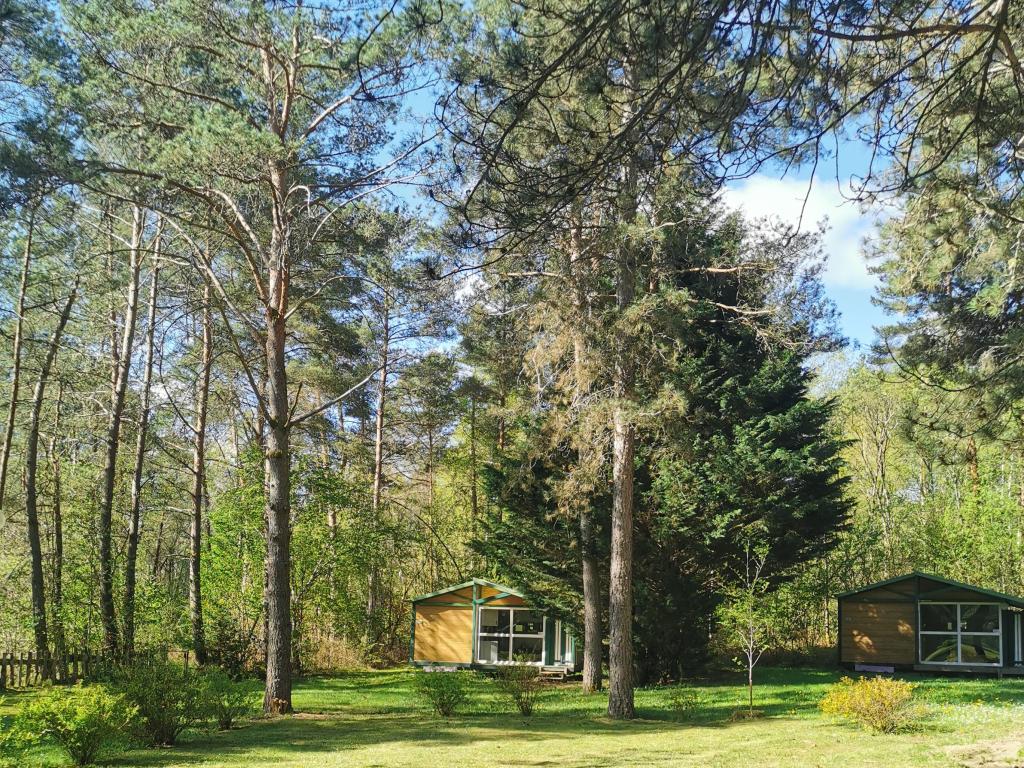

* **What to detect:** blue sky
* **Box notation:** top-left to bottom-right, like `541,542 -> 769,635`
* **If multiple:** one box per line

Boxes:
722,142 -> 891,349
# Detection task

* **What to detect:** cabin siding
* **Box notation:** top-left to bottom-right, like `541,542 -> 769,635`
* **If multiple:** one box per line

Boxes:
840,600 -> 916,664
410,578 -> 578,669
481,595 -> 526,607
412,604 -> 473,663
838,573 -> 1024,672
848,582 -> 916,601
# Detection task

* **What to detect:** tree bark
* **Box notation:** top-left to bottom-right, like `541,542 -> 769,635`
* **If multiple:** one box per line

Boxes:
50,384 -> 66,679
190,282 -> 212,665
568,213 -> 602,693
123,247 -> 160,660
99,204 -> 145,657
151,509 -> 166,580
0,205 -> 34,512
263,163 -> 293,714
25,278 -> 77,676
607,60 -> 638,720
607,392 -> 635,718
290,600 -> 302,677
967,437 -> 980,499
580,509 -> 603,692
469,394 -> 478,536
366,309 -> 389,643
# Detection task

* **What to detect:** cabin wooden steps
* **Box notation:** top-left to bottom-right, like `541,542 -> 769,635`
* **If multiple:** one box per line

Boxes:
540,666 -> 568,680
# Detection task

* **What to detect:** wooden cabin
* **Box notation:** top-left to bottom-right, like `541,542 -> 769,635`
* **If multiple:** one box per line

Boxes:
409,578 -> 578,672
838,572 -> 1024,674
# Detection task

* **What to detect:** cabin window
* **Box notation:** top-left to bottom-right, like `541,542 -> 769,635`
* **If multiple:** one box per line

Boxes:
476,607 -> 545,665
919,602 -> 1002,666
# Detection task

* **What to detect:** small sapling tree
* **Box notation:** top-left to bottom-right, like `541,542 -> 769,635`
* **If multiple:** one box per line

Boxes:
718,532 -> 772,717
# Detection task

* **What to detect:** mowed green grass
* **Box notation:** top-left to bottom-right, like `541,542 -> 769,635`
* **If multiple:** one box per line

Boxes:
7,667 -> 1024,768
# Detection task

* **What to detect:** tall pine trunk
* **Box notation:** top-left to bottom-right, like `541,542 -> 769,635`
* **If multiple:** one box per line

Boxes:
469,394 -> 478,536
49,384 -> 66,678
569,213 -> 602,693
366,310 -> 389,644
99,205 -> 145,656
124,247 -> 160,660
190,282 -> 212,665
607,331 -> 636,718
25,279 -> 77,676
263,168 -> 293,714
607,60 -> 638,720
0,205 -> 34,511
580,509 -> 602,692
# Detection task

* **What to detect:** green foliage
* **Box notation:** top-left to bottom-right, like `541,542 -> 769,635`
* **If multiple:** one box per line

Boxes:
414,670 -> 470,717
5,683 -> 136,766
668,685 -> 707,722
112,659 -> 205,745
202,451 -> 266,675
715,536 -> 773,713
820,676 -> 919,734
476,191 -> 849,683
494,658 -> 543,716
200,668 -> 258,731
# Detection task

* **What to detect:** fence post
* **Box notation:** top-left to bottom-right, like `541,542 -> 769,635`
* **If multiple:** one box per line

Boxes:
0,647 -> 101,688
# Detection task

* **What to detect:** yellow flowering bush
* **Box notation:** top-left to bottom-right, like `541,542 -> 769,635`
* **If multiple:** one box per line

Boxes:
820,676 -> 918,733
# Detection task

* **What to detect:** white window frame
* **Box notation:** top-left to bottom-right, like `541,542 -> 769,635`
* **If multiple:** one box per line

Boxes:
475,606 -> 546,666
918,601 -> 1003,667
553,619 -> 572,666
1016,613 -> 1022,665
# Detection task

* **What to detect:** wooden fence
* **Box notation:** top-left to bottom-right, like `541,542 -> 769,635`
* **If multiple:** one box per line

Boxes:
0,650 -> 103,690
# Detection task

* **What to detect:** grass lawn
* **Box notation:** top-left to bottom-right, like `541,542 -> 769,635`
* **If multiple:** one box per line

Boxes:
6,667 -> 1024,767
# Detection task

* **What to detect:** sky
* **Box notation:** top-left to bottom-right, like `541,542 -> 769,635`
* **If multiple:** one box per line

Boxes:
722,165 -> 889,350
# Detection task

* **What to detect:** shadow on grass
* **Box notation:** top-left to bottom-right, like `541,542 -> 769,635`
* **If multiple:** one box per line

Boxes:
104,666 -> 1024,767
108,707 -> 814,768
108,672 -> 823,767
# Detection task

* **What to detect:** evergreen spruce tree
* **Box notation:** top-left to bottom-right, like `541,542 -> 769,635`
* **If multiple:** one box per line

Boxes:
472,189 -> 850,683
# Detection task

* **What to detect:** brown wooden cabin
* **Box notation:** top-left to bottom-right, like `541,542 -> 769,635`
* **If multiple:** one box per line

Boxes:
409,578 -> 578,672
838,572 -> 1024,675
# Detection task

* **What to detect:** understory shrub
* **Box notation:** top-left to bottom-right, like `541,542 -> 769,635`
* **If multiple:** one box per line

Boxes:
668,685 -> 707,722
4,683 -> 136,766
204,616 -> 260,678
113,658 -> 206,745
820,676 -> 918,733
414,670 -> 469,716
201,668 -> 258,730
494,659 -> 542,716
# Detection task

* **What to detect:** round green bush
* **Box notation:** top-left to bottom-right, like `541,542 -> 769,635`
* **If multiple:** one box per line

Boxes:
5,683 -> 136,766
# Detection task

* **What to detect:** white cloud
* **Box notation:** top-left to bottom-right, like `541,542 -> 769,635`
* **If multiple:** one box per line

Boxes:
721,175 -> 881,290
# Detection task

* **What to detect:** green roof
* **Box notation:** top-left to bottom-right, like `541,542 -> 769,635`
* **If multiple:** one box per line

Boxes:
837,571 -> 1024,608
410,577 -> 523,603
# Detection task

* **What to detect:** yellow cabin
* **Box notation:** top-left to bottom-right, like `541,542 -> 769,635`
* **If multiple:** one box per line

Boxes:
409,578 -> 578,672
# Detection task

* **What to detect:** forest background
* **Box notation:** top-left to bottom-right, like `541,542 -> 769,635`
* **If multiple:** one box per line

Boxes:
1,0 -> 1021,720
